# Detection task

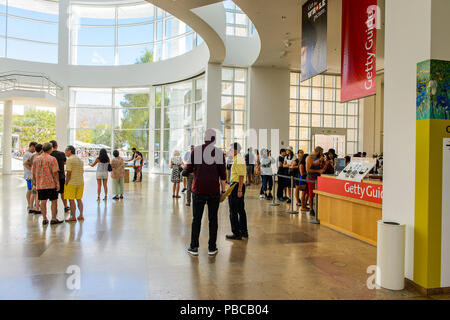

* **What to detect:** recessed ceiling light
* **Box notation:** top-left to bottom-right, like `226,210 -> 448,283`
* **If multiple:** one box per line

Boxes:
282,16 -> 287,20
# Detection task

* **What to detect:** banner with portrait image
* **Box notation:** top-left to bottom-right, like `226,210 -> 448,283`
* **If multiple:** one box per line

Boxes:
341,0 -> 378,102
301,0 -> 327,82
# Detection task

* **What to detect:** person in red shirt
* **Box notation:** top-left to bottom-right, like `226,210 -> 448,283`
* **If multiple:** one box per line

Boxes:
184,129 -> 227,257
32,142 -> 62,225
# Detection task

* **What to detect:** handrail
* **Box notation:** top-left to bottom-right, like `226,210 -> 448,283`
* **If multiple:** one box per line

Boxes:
0,71 -> 63,90
0,72 -> 64,100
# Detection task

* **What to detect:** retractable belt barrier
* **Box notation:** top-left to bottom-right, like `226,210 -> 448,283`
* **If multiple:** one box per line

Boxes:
270,173 -> 320,224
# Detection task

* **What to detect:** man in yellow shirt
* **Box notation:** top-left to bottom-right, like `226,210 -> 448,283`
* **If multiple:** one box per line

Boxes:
64,145 -> 85,222
226,142 -> 248,240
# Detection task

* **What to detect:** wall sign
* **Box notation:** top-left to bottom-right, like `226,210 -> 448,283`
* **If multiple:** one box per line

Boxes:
341,0 -> 377,102
301,0 -> 327,82
317,176 -> 383,205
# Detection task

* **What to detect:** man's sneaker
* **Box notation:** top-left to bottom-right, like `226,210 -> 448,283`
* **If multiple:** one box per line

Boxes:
208,248 -> 218,256
181,188 -> 187,193
187,247 -> 198,256
278,197 -> 286,202
226,234 -> 242,240
267,194 -> 273,200
259,194 -> 265,199
242,234 -> 249,238
286,198 -> 292,204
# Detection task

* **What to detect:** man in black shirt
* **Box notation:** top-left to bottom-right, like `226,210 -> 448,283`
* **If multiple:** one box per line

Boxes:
277,149 -> 287,201
50,140 -> 69,213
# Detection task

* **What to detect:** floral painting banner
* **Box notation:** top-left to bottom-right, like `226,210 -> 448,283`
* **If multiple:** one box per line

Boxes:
417,60 -> 450,120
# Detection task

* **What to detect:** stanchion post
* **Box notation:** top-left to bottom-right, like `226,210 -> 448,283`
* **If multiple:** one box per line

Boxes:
309,179 -> 320,224
269,174 -> 280,207
286,175 -> 297,214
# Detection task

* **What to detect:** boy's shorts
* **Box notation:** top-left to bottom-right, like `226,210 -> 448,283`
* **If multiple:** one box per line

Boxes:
26,179 -> 32,191
65,184 -> 84,200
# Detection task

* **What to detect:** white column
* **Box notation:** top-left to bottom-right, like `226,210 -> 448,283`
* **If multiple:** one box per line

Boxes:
58,0 -> 70,66
55,104 -> 68,147
248,66 -> 290,151
205,63 -> 222,131
383,0 -> 450,280
2,100 -> 13,175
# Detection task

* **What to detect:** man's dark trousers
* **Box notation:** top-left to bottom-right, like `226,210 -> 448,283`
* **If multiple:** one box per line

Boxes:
228,184 -> 248,237
190,193 -> 220,250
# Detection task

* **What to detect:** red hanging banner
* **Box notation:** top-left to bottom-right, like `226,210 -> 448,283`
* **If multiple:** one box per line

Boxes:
341,0 -> 378,102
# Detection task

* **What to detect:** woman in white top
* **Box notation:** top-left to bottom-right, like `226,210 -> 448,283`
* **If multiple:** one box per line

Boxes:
90,148 -> 110,201
170,150 -> 183,198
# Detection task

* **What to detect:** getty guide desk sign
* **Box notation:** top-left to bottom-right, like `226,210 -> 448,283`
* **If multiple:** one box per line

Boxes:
338,157 -> 376,182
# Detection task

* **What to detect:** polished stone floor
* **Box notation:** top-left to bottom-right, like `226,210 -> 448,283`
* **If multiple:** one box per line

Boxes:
0,172 -> 444,300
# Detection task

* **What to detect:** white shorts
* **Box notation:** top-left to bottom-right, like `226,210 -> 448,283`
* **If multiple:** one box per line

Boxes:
96,172 -> 109,180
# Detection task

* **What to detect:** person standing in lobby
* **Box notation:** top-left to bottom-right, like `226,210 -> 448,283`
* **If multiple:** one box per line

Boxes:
50,140 -> 69,213
183,145 -> 195,206
245,148 -> 255,186
185,129 -> 227,257
32,142 -> 62,225
277,148 -> 287,202
64,145 -> 85,222
259,148 -> 275,200
126,148 -> 138,181
26,143 -> 43,215
90,148 -> 110,201
111,150 -> 125,200
23,141 -> 36,214
226,142 -> 248,240
306,147 -> 326,216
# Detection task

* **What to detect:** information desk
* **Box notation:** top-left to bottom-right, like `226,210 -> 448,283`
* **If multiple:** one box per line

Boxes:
314,175 -> 383,246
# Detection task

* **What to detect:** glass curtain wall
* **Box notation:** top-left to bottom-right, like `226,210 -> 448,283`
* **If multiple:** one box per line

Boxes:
0,104 -> 56,171
221,67 -> 247,151
289,72 -> 360,155
223,0 -> 255,37
70,1 -> 201,66
152,76 -> 206,174
0,0 -> 58,63
69,87 -> 150,170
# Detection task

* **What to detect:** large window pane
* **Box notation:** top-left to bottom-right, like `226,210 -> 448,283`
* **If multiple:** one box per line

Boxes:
114,130 -> 148,151
70,108 -> 112,129
74,46 -> 115,65
77,26 -> 114,46
118,45 -> 154,65
165,82 -> 192,106
7,39 -> 57,63
7,17 -> 58,43
72,5 -> 115,26
72,88 -> 112,108
114,109 -> 149,130
8,2 -> 58,22
118,3 -> 154,24
118,24 -> 154,45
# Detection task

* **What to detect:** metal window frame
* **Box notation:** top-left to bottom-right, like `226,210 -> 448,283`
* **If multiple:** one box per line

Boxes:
69,2 -> 198,66
288,72 -> 360,155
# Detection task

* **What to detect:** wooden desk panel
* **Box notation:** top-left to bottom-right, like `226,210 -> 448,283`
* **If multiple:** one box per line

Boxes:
316,191 -> 381,246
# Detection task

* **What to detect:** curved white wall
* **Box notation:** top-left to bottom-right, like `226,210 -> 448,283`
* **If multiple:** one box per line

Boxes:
0,43 -> 209,89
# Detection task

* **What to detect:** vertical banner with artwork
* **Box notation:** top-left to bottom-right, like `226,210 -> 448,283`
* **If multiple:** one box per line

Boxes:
301,0 -> 327,82
341,0 -> 377,102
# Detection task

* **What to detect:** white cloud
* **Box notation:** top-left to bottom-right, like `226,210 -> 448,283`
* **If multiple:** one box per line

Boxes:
92,51 -> 107,65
